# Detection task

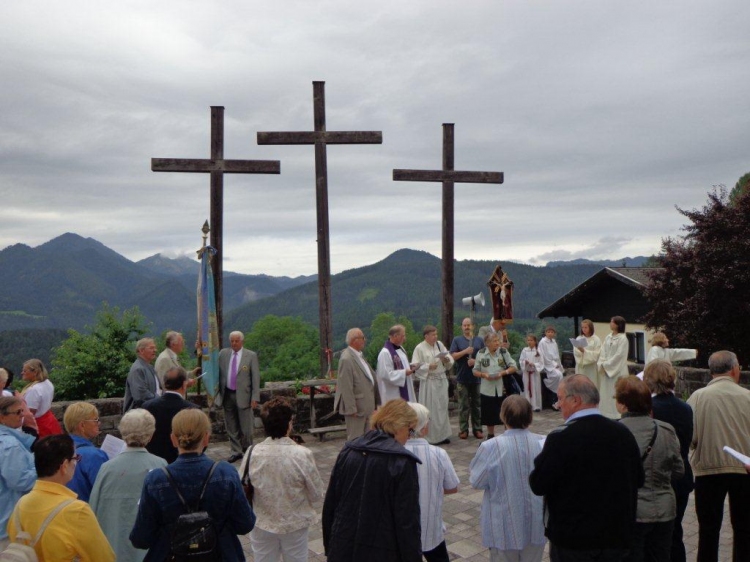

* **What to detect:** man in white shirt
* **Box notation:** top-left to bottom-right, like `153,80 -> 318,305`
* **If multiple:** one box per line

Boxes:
154,331 -> 199,387
334,328 -> 380,441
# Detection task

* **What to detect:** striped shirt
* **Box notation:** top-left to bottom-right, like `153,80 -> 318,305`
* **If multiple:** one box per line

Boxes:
404,438 -> 460,551
469,429 -> 546,550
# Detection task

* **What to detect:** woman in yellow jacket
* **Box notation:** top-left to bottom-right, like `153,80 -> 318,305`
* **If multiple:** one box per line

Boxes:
7,434 -> 114,562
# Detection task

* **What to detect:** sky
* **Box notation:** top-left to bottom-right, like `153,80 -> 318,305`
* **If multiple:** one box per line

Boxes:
1,1 -> 748,276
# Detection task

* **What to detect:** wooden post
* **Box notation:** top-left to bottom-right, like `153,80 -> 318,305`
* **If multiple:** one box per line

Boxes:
393,123 -> 504,347
258,82 -> 382,377
152,106 -> 280,343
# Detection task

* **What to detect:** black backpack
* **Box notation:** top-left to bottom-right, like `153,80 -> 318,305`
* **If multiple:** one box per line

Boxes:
162,461 -> 220,561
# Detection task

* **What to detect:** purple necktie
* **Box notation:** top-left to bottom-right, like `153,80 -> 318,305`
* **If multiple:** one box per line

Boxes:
228,352 -> 238,391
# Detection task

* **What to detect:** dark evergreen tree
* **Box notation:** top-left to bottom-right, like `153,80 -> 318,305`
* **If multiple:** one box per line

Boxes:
645,183 -> 750,365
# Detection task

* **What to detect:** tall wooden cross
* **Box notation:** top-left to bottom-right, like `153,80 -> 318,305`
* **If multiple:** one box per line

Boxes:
257,81 -> 382,377
393,123 -> 503,346
152,106 -> 281,343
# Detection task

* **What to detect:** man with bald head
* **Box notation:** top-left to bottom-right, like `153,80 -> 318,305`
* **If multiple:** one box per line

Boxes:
530,375 -> 643,561
688,350 -> 750,562
334,328 -> 380,441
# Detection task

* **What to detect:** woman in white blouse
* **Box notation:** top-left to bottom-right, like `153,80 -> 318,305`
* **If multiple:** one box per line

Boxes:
20,359 -> 62,437
573,319 -> 602,387
405,402 -> 459,562
240,396 -> 323,562
596,316 -> 630,419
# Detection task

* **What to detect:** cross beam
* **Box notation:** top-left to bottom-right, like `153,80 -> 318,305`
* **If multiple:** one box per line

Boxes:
152,106 -> 280,343
393,123 -> 503,346
258,81 -> 382,377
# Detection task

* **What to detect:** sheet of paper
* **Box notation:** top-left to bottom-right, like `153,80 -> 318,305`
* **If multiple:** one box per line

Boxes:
569,337 -> 588,348
437,351 -> 450,359
100,434 -> 127,459
723,446 -> 750,465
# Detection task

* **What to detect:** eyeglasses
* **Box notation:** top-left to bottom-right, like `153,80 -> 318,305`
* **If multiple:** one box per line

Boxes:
84,418 -> 100,423
2,409 -> 25,417
69,454 -> 82,463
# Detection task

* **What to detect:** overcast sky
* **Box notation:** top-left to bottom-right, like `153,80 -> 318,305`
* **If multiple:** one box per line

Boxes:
1,1 -> 748,276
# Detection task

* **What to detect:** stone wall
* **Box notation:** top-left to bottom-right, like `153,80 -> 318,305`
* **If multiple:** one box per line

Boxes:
44,367 -> 747,444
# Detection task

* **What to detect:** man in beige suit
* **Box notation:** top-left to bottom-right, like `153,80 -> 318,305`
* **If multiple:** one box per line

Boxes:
154,331 -> 199,387
216,330 -> 260,463
334,327 -> 380,441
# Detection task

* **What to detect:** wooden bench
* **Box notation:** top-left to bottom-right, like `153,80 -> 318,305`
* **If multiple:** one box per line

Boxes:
307,424 -> 347,442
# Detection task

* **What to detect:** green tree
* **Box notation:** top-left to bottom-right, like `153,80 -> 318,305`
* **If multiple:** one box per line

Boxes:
364,313 -> 420,366
645,184 -> 750,365
729,173 -> 750,205
244,315 -> 320,383
50,305 -> 150,400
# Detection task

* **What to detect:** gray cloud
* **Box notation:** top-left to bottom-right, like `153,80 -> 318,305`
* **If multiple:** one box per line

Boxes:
1,1 -> 748,275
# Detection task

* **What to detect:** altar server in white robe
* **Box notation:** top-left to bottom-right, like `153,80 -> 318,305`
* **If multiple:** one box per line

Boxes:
573,319 -> 602,387
645,332 -> 697,366
376,324 -> 417,402
412,325 -> 454,444
538,327 -> 564,393
518,334 -> 545,412
596,316 -> 630,419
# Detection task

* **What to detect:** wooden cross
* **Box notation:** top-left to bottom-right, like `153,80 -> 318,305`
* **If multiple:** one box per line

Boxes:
152,106 -> 280,343
393,123 -> 503,346
257,81 -> 382,378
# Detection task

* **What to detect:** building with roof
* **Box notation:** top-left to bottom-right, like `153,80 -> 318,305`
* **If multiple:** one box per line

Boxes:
537,267 -> 662,363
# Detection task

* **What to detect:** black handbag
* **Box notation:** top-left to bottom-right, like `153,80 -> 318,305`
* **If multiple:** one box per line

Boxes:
499,351 -> 522,396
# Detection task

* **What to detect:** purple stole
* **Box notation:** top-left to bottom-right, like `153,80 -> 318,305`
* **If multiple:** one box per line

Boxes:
383,339 -> 410,400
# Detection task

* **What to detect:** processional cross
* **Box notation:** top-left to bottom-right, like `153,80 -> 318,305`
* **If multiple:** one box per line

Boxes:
257,81 -> 382,378
393,123 -> 503,346
152,106 -> 281,343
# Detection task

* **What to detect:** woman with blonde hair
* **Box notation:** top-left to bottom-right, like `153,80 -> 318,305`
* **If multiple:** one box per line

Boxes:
573,319 -> 602,387
131,408 -> 255,561
323,399 -> 422,561
645,332 -> 697,366
20,359 -> 61,437
63,401 -> 109,502
90,409 -> 167,562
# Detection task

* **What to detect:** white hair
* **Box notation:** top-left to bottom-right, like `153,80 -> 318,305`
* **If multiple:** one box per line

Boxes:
229,331 -> 244,341
407,402 -> 430,435
119,409 -> 156,447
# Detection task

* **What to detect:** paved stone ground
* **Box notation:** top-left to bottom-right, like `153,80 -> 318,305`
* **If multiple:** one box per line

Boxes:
206,409 -> 733,561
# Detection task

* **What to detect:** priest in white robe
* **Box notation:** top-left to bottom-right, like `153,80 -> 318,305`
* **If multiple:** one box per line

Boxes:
412,325 -> 454,444
376,324 -> 417,403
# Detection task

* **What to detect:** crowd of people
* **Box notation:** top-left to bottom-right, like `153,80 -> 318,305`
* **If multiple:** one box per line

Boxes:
1,323 -> 748,562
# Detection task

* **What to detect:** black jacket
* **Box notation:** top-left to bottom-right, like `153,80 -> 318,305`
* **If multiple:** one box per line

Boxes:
529,413 -> 644,550
651,393 -> 694,495
322,430 -> 422,562
142,392 -> 199,464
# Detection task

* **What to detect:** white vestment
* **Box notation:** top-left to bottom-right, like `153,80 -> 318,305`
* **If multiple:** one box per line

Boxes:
538,337 -> 563,393
573,335 -> 602,387
376,346 -> 416,403
597,333 -> 630,419
645,345 -> 697,366
518,347 -> 544,411
412,340 -> 454,444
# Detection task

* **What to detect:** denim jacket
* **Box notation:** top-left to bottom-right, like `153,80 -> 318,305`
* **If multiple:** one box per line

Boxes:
0,425 -> 36,540
130,452 -> 256,561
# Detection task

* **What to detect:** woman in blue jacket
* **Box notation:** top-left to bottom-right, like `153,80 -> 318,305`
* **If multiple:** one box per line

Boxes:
131,408 -> 255,561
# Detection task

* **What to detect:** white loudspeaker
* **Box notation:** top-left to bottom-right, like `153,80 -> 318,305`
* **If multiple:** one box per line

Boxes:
461,292 -> 485,307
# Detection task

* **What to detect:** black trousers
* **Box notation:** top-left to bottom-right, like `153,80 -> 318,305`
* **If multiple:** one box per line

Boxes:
550,543 -> 627,562
694,473 -> 750,562
423,540 -> 450,562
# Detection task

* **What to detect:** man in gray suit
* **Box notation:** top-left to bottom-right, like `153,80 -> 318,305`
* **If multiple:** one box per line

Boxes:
123,338 -> 162,412
216,330 -> 260,463
334,327 -> 381,441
